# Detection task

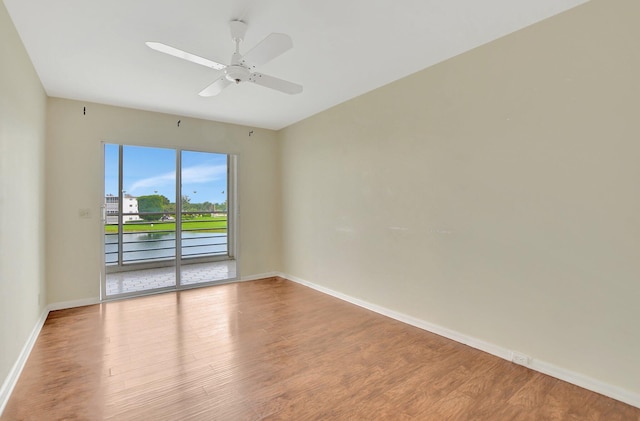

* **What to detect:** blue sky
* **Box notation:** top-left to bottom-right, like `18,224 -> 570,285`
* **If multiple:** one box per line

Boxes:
104,144 -> 227,204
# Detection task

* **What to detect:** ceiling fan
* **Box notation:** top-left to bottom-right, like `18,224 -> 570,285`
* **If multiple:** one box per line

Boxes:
146,20 -> 303,97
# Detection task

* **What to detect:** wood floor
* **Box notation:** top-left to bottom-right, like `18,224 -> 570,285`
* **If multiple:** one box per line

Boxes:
3,278 -> 639,420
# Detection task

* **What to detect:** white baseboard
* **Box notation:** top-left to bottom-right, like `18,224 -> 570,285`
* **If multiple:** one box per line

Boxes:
240,272 -> 281,282
530,359 -> 640,409
0,307 -> 49,416
48,297 -> 100,311
281,272 -> 640,409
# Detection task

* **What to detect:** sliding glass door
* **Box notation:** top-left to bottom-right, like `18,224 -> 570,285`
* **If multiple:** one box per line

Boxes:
102,144 -> 236,299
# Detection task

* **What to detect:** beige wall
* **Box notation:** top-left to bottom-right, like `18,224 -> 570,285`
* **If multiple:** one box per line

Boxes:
0,0 -> 47,390
280,0 -> 640,395
45,98 -> 281,303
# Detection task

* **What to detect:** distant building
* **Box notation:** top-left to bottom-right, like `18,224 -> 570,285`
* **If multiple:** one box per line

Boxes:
105,194 -> 142,224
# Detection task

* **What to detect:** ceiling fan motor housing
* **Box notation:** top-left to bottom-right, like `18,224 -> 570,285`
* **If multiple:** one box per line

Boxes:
225,65 -> 250,84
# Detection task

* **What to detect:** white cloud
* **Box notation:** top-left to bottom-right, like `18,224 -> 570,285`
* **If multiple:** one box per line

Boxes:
182,164 -> 226,184
127,164 -> 226,193
128,171 -> 174,192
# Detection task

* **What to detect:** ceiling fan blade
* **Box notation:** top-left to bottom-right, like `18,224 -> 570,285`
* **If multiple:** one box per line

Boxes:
198,76 -> 232,97
249,72 -> 303,95
146,42 -> 226,70
240,33 -> 293,69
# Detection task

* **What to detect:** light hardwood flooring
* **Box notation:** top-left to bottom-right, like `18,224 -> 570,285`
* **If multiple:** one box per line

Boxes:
2,277 -> 639,420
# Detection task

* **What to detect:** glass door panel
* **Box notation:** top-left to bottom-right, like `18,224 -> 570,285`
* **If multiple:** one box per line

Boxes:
103,144 -> 177,297
179,151 -> 235,285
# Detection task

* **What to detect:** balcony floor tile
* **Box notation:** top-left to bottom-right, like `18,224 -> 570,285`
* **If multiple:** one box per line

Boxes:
106,260 -> 236,296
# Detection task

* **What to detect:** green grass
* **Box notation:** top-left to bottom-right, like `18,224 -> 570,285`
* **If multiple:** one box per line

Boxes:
104,217 -> 227,233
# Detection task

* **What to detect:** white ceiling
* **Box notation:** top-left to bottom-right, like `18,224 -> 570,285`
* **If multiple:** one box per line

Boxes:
4,0 -> 588,130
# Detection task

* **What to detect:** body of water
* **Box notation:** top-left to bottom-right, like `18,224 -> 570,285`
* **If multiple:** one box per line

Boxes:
105,232 -> 228,264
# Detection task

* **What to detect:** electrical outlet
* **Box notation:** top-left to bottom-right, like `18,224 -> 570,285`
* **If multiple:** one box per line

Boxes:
511,351 -> 532,366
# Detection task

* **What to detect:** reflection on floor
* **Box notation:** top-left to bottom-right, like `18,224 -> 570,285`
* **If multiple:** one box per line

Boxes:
106,260 -> 236,296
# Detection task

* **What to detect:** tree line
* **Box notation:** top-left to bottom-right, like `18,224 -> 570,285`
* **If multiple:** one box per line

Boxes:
136,194 -> 227,221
